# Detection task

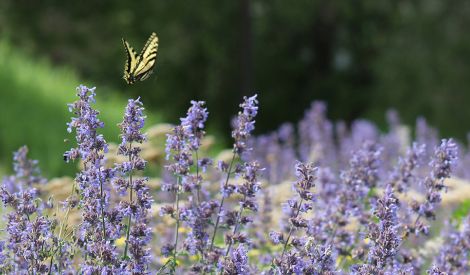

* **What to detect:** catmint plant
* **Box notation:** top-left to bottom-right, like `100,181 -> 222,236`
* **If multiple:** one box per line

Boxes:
352,185 -> 402,273
113,98 -> 152,273
0,83 -> 467,274
64,85 -> 119,273
388,143 -> 426,194
223,160 -> 262,257
271,161 -> 318,273
0,146 -> 57,273
161,100 -> 212,273
407,139 -> 458,236
248,123 -> 296,184
430,215 -> 470,274
209,94 -> 259,262
298,102 -> 335,166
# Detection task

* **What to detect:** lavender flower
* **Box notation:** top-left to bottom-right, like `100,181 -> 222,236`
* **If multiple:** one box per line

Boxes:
165,125 -> 193,178
298,101 -> 335,165
380,109 -> 403,170
409,139 -> 458,235
1,83 -> 468,274
416,117 -> 439,159
0,147 -> 56,273
354,185 -> 401,272
180,100 -> 208,151
269,231 -> 284,245
304,243 -> 336,274
161,100 -> 213,273
350,120 -> 380,149
340,142 -> 382,217
181,200 -> 219,255
232,94 -> 258,154
431,215 -> 470,274
219,245 -> 249,275
224,161 -> 262,256
248,123 -> 297,184
209,95 -> 259,257
272,161 -> 318,273
65,85 -> 119,272
64,85 -> 107,162
2,146 -> 46,193
388,143 -> 426,193
114,98 -> 152,273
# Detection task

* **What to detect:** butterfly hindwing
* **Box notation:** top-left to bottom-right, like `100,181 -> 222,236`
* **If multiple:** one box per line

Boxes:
122,33 -> 159,84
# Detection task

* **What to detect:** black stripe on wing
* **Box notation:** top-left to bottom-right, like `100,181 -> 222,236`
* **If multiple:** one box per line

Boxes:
139,32 -> 158,60
122,39 -> 133,75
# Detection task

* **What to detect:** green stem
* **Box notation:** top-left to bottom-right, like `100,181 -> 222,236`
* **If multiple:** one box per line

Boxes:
172,177 -> 181,273
280,198 -> 304,261
195,150 -> 201,205
225,196 -> 246,257
99,172 -> 107,241
156,259 -> 171,274
123,184 -> 134,258
209,153 -> 237,251
123,143 -> 134,259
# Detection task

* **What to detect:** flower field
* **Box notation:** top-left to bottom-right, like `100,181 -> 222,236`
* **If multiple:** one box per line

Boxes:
0,85 -> 469,274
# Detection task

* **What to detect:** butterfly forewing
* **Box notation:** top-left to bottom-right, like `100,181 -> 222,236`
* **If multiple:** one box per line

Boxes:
122,38 -> 139,83
122,32 -> 159,84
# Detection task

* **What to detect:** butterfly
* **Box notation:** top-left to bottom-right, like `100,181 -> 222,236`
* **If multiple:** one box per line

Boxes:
122,32 -> 159,84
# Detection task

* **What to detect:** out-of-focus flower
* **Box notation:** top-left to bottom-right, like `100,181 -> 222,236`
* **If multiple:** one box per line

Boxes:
431,215 -> 470,274
232,95 -> 258,155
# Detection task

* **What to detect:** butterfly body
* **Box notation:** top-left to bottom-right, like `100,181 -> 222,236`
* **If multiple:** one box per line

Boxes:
122,32 -> 159,84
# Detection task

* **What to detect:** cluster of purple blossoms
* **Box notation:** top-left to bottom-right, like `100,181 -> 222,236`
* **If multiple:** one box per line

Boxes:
211,94 -> 260,271
220,245 -> 249,274
388,142 -> 426,193
408,139 -> 458,236
2,146 -> 47,193
161,100 -> 218,272
298,101 -> 335,166
248,123 -> 297,184
223,161 -> 262,257
0,146 -> 56,273
64,85 -> 119,272
232,94 -> 258,155
340,142 -> 382,219
180,100 -> 209,151
247,101 -> 464,274
430,214 -> 470,274
164,101 -> 209,192
270,161 -> 326,273
1,86 -> 469,274
113,98 -> 152,273
352,185 -> 402,273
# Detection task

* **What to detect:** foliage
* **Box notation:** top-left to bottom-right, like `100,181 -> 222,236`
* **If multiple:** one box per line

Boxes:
453,199 -> 470,223
3,1 -> 470,139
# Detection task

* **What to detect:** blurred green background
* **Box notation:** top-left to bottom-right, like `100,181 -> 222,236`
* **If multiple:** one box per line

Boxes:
1,0 -> 470,177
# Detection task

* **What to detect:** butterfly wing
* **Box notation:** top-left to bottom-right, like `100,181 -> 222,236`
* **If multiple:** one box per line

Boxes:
122,38 -> 139,84
134,32 -> 159,82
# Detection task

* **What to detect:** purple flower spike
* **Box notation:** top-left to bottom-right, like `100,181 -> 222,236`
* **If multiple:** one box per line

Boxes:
232,94 -> 258,154
180,100 -> 208,151
114,98 -> 152,273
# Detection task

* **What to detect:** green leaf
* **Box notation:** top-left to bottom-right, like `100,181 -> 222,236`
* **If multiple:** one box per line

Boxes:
452,199 -> 470,223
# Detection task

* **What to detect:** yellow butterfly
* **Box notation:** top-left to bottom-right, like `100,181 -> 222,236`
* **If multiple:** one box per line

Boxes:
122,32 -> 159,84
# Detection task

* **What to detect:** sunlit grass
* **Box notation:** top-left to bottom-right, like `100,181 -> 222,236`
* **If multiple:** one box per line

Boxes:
0,40 -> 161,177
